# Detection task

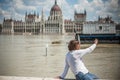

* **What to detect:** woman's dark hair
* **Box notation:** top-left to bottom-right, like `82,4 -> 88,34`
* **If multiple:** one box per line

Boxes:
68,40 -> 79,51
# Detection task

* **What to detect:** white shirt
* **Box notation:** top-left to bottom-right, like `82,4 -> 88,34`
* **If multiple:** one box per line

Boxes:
60,44 -> 96,78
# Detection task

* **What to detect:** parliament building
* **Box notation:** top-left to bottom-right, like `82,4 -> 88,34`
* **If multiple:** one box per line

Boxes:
2,0 -> 116,35
2,0 -> 65,35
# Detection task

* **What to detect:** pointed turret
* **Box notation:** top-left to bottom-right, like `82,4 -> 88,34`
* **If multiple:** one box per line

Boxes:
37,12 -> 39,18
98,16 -> 101,21
10,17 -> 12,21
4,17 -> 5,21
84,9 -> 86,15
34,11 -> 36,16
41,9 -> 44,21
74,9 -> 77,15
55,0 -> 57,5
25,11 -> 27,16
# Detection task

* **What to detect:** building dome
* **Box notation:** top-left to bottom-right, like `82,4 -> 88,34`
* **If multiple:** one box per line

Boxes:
50,0 -> 61,12
51,4 -> 61,12
49,0 -> 63,21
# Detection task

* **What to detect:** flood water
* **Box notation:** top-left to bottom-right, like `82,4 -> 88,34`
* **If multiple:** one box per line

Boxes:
0,34 -> 120,79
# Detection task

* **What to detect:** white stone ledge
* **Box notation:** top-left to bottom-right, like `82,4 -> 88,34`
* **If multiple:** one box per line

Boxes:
0,76 -> 60,80
0,76 -> 114,80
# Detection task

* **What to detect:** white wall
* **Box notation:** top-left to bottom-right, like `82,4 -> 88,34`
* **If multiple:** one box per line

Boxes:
83,22 -> 116,34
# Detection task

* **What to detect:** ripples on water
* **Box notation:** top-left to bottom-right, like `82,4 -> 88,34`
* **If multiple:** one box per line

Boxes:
0,35 -> 120,79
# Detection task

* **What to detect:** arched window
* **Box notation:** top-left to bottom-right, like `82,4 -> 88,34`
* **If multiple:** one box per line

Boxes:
99,26 -> 102,30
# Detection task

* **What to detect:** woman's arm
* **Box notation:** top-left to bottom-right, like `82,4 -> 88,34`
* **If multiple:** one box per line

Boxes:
59,58 -> 69,79
78,39 -> 98,57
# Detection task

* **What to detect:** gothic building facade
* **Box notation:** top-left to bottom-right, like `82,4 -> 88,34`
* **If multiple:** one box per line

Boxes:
2,0 -> 64,35
2,0 -> 116,35
64,10 -> 86,33
74,10 -> 86,33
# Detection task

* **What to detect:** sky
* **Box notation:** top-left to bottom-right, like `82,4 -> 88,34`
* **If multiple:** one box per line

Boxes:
0,0 -> 120,24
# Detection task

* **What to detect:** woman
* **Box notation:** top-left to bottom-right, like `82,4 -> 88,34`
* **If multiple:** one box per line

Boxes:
58,39 -> 99,80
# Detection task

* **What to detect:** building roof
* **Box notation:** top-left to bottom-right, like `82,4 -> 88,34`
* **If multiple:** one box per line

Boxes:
4,18 -> 13,22
64,19 -> 73,23
75,14 -> 86,18
27,14 -> 36,19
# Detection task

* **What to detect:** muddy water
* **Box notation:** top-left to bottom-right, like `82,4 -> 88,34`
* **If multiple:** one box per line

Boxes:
0,34 -> 120,79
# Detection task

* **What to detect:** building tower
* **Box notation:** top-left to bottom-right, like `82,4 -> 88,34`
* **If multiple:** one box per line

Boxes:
74,9 -> 87,33
45,0 -> 64,34
41,9 -> 45,34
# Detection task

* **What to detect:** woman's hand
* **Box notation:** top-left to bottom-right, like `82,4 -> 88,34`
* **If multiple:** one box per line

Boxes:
54,76 -> 62,80
94,39 -> 98,45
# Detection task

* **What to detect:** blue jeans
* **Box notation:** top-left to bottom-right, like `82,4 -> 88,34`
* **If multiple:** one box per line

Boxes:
75,72 -> 98,80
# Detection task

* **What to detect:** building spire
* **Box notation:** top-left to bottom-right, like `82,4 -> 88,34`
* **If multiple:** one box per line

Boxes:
37,12 -> 39,18
41,8 -> 44,21
74,9 -> 77,14
25,11 -> 27,16
55,0 -> 57,5
34,11 -> 36,16
84,9 -> 86,15
4,17 -> 5,21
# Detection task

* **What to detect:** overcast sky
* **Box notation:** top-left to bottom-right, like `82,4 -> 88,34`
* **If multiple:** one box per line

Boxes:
0,0 -> 120,23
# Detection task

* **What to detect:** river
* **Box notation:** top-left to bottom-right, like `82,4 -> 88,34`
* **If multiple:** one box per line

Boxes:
0,34 -> 120,79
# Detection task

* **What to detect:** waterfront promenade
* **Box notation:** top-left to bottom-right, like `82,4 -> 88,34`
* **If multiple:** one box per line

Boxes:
0,76 -> 57,80
0,76 -> 116,80
0,34 -> 120,80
